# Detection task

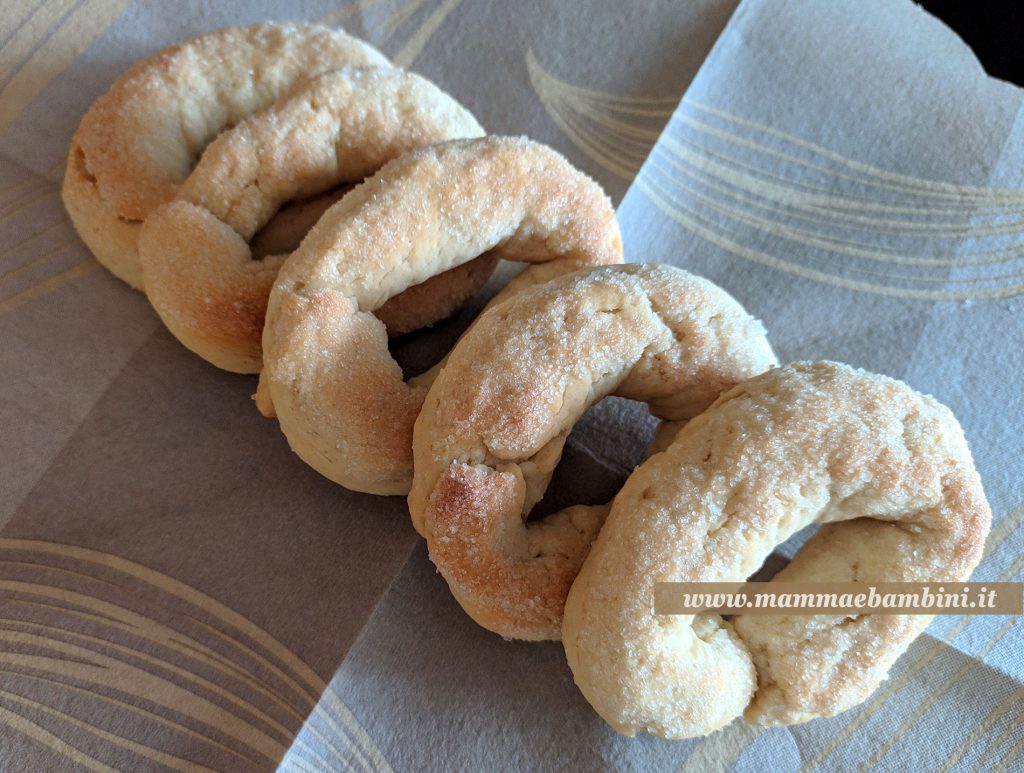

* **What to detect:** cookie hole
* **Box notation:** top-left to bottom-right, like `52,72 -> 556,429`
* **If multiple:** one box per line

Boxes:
388,259 -> 521,380
389,288 -> 485,380
528,397 -> 655,522
250,182 -> 355,260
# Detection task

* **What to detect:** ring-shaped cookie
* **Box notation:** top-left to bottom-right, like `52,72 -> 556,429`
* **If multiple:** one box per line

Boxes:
63,23 -> 389,288
138,67 -> 486,372
562,361 -> 991,738
260,136 -> 624,495
408,264 -> 778,640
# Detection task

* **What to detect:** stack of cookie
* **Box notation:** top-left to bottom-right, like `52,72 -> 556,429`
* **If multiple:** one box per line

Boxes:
64,23 -> 991,740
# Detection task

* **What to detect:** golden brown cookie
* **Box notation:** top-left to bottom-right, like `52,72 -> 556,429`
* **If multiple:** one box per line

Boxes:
138,67 -> 485,372
408,263 -> 778,640
63,23 -> 388,288
259,136 -> 624,495
562,361 -> 991,738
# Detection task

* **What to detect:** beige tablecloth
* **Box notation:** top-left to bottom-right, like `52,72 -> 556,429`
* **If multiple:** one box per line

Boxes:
1,1 -> 1021,771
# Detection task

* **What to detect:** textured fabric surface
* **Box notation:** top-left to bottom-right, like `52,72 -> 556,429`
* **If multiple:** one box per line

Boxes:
1,0 -> 1021,770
